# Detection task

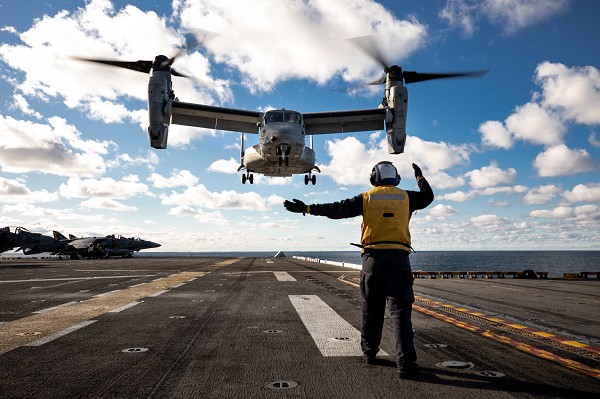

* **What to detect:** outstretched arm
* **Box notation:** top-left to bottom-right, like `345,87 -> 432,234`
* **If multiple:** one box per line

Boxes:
284,195 -> 363,219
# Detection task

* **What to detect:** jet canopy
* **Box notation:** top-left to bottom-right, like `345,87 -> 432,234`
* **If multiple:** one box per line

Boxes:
1,226 -> 30,234
264,109 -> 303,125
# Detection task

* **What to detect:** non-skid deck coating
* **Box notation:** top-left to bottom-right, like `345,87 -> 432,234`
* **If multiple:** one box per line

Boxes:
0,256 -> 598,398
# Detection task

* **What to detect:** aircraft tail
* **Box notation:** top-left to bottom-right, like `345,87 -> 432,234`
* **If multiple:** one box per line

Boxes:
53,231 -> 68,241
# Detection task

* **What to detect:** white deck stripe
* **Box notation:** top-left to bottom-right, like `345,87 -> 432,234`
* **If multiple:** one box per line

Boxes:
289,295 -> 387,357
274,272 -> 296,281
149,289 -> 169,297
25,320 -> 98,346
0,275 -> 154,283
33,301 -> 78,314
108,301 -> 140,313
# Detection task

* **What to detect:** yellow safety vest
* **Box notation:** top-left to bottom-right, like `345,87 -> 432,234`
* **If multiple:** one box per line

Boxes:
361,185 -> 412,252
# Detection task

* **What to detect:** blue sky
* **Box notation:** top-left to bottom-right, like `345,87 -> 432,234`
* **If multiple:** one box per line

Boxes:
1,0 -> 598,252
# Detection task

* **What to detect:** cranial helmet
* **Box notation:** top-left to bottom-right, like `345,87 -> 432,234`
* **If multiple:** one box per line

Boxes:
370,161 -> 400,186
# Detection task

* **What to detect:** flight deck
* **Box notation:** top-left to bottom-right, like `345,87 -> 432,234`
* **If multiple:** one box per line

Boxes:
0,256 -> 598,398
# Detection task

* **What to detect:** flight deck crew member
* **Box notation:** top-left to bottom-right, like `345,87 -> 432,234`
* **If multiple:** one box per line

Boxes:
283,162 -> 434,378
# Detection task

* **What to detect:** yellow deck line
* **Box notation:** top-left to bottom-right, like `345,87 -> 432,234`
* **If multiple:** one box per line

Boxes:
214,258 -> 243,267
336,275 -> 600,379
0,271 -> 205,356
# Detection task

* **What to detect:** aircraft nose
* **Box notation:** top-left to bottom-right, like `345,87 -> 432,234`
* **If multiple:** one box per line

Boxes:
147,241 -> 161,249
268,125 -> 302,144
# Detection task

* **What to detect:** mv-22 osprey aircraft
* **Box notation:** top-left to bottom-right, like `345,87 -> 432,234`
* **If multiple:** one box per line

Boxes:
77,37 -> 485,185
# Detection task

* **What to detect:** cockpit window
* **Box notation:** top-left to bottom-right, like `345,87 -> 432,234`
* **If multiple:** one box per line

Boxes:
265,111 -> 283,123
285,112 -> 302,124
264,110 -> 303,125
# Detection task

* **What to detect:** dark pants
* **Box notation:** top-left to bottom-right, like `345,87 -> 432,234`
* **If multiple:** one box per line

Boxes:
360,250 -> 416,367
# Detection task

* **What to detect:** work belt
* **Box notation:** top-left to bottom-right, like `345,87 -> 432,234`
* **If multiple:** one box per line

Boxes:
350,241 -> 415,252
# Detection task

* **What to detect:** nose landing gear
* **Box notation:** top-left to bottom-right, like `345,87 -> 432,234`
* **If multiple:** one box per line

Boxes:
304,174 -> 316,185
277,144 -> 289,166
304,166 -> 320,185
241,172 -> 254,184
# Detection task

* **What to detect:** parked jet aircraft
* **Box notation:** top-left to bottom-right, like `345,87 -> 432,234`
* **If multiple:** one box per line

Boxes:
0,226 -> 53,253
21,232 -> 160,259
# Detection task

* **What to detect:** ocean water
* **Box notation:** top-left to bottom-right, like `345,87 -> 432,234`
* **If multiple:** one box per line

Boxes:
142,251 -> 600,277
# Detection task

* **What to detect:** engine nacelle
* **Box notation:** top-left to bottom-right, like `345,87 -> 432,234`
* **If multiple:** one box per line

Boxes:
147,71 -> 172,149
385,81 -> 408,154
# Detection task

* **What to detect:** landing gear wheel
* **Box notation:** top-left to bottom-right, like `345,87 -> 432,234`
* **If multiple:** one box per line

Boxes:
304,175 -> 309,185
242,174 -> 247,184
249,174 -> 254,184
311,175 -> 316,185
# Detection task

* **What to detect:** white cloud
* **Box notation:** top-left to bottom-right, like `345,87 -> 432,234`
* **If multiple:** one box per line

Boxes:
106,152 -> 159,170
2,203 -> 120,223
208,158 -> 239,174
11,93 -> 42,119
589,132 -> 600,148
529,205 -> 600,222
478,120 -> 513,149
320,135 -> 470,189
149,170 -> 199,188
478,62 -> 599,150
438,190 -> 474,202
465,161 -> 516,189
439,0 -> 477,37
161,184 -> 284,211
479,185 -> 527,196
175,0 -> 428,92
439,0 -> 570,36
0,177 -> 59,204
535,62 -> 600,125
470,214 -> 509,231
0,0 -> 228,132
0,115 -> 110,176
86,99 -> 131,124
59,175 -> 151,199
428,204 -> 458,219
482,0 -> 571,34
533,144 -> 595,177
505,102 -> 565,146
522,184 -> 561,205
80,198 -> 138,211
562,183 -> 600,203
167,205 -> 229,226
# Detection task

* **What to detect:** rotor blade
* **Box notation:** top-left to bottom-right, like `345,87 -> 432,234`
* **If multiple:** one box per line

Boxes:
71,57 -> 154,74
403,70 -> 488,84
348,35 -> 390,70
365,76 -> 386,85
170,68 -> 189,78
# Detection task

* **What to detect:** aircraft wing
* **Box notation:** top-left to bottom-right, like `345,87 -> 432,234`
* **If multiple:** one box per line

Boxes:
172,102 -> 262,134
303,108 -> 386,135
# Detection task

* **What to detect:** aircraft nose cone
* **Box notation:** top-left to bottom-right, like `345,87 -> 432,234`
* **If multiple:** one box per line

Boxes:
148,241 -> 161,249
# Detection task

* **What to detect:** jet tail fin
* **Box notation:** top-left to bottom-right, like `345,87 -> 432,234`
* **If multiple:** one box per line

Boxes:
53,231 -> 68,241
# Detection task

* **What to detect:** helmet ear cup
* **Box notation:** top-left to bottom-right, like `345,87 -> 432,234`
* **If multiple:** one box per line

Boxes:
370,167 -> 378,186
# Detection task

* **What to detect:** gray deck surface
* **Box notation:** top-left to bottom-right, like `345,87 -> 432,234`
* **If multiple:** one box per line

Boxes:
0,256 -> 598,398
